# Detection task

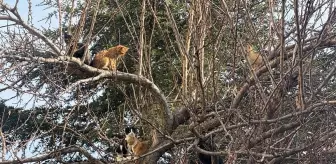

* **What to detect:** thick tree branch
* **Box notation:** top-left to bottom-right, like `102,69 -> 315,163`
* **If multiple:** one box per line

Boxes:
0,146 -> 103,164
248,121 -> 301,148
0,16 -> 60,55
0,53 -> 174,131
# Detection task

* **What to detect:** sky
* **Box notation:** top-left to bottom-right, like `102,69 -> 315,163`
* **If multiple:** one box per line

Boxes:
0,1 -> 91,160
0,1 -> 63,160
0,0 -> 58,109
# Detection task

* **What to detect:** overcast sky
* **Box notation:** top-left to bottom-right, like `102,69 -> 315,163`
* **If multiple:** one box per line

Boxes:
0,1 -> 60,159
0,0 -> 58,109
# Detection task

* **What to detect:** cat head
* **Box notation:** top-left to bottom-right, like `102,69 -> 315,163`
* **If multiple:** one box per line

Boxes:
125,131 -> 137,146
247,44 -> 254,53
116,45 -> 129,56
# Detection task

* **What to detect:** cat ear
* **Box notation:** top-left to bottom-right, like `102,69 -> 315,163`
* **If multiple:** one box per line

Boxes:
117,45 -> 129,53
116,45 -> 123,51
123,46 -> 129,52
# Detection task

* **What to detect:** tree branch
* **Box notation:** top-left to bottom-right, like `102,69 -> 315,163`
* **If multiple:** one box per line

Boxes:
0,16 -> 60,55
0,53 -> 174,131
231,37 -> 336,109
0,146 -> 104,164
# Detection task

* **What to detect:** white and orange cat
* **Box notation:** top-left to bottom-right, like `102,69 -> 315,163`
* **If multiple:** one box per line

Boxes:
125,131 -> 150,157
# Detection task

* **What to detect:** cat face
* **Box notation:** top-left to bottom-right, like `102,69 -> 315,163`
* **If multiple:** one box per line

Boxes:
247,44 -> 254,53
125,131 -> 136,145
116,45 -> 129,56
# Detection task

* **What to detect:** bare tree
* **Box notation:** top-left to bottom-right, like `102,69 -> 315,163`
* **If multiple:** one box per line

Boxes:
0,0 -> 336,164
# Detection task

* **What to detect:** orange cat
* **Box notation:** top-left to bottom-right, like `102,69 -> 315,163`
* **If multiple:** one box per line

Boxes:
91,45 -> 129,71
125,131 -> 150,156
246,44 -> 262,69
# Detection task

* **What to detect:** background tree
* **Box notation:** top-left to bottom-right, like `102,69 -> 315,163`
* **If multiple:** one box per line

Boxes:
0,0 -> 336,163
